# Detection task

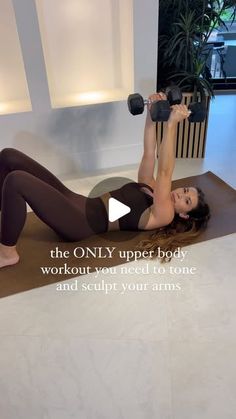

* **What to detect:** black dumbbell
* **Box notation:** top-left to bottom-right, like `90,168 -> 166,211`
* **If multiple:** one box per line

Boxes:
128,88 -> 207,123
188,102 -> 207,122
127,93 -> 170,121
164,86 -> 207,122
127,86 -> 183,122
161,87 -> 207,122
162,89 -> 207,123
165,86 -> 183,105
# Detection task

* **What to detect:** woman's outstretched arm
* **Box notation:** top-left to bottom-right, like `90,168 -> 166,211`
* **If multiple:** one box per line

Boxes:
138,93 -> 164,187
151,105 -> 191,222
157,122 -> 177,176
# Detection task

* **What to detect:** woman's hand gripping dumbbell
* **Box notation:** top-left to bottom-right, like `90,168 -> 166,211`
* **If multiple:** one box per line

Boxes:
148,95 -> 193,125
127,87 -> 207,123
127,86 -> 182,122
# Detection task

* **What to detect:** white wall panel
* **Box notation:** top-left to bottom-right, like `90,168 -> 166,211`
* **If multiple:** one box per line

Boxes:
35,0 -> 134,108
0,0 -> 31,114
0,0 -> 158,175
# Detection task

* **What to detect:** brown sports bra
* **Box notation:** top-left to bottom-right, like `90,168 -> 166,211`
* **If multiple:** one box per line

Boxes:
99,182 -> 154,231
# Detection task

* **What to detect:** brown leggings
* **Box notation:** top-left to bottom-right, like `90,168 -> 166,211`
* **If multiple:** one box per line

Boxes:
0,148 -> 107,246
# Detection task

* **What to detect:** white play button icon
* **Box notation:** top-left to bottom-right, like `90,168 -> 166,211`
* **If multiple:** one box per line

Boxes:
86,176 -> 142,241
108,197 -> 131,222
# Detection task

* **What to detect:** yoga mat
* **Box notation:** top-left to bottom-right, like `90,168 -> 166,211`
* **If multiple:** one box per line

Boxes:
1,171 -> 236,298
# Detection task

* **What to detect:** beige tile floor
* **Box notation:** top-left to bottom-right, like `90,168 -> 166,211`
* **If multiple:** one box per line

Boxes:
0,94 -> 236,419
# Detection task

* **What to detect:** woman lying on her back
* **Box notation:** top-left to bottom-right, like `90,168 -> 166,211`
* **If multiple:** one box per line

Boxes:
0,92 -> 210,268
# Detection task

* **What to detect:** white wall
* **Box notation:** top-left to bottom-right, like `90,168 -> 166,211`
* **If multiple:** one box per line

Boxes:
0,0 -> 158,177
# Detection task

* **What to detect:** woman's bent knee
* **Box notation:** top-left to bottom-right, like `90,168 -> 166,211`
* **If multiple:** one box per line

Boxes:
0,148 -> 18,166
3,170 -> 28,191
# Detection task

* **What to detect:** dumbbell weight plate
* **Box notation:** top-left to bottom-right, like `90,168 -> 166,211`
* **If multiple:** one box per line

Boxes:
150,100 -> 171,122
188,102 -> 207,123
165,86 -> 183,105
127,94 -> 144,115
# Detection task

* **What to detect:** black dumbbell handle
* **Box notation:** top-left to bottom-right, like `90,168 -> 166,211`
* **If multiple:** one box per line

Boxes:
143,99 -> 153,106
144,96 -> 168,106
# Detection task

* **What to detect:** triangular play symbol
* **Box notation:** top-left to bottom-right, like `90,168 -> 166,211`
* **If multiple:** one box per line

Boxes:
108,197 -> 131,222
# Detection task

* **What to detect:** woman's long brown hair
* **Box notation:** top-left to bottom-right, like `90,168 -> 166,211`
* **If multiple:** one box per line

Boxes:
136,187 -> 211,263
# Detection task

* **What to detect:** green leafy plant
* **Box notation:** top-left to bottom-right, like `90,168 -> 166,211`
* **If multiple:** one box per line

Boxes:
157,0 -> 236,98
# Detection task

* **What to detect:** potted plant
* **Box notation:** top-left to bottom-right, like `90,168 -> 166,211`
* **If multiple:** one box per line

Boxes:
156,0 -> 236,158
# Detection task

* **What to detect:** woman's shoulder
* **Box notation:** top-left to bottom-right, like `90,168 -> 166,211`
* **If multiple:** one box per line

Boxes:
138,202 -> 175,231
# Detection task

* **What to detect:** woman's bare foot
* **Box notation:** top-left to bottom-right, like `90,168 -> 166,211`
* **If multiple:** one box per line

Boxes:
0,243 -> 20,268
